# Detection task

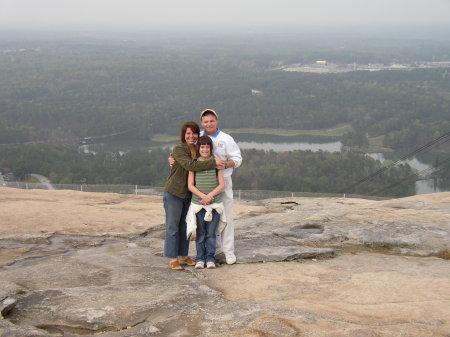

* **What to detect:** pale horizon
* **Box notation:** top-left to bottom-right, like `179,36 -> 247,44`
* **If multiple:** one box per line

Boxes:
1,0 -> 449,34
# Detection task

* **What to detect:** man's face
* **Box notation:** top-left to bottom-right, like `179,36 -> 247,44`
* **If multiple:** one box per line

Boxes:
201,114 -> 218,135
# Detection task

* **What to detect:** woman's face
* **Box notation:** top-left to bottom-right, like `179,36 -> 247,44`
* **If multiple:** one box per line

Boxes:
184,127 -> 199,145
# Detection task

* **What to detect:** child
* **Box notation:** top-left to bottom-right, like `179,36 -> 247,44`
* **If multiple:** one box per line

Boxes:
186,135 -> 226,269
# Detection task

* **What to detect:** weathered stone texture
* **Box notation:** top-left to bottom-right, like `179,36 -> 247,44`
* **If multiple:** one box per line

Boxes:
1,188 -> 449,336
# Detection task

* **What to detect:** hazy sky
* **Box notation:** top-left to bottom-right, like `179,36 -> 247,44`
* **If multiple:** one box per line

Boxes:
1,0 -> 450,31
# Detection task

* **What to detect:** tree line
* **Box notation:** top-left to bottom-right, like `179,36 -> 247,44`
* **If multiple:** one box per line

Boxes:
0,144 -> 418,197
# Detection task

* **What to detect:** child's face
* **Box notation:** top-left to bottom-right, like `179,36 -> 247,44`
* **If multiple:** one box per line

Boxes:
198,144 -> 211,158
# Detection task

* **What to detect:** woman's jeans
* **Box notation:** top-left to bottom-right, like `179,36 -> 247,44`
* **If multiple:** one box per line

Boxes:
195,208 -> 220,263
163,192 -> 191,258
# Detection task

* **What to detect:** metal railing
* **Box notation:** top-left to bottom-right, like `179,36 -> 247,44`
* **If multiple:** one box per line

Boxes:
2,181 -> 389,201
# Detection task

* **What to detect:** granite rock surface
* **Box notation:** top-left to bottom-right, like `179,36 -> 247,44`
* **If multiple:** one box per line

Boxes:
0,188 -> 449,336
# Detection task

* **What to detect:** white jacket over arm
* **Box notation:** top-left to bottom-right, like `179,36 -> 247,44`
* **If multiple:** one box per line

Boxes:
186,202 -> 227,241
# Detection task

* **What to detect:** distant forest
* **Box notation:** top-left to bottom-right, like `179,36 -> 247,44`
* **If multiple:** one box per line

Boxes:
0,144 -> 426,197
1,36 -> 449,147
0,34 -> 449,196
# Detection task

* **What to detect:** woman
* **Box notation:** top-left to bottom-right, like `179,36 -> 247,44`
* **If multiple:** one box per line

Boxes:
164,121 -> 224,270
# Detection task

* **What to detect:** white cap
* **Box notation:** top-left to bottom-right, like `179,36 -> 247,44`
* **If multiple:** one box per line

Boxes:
200,109 -> 218,119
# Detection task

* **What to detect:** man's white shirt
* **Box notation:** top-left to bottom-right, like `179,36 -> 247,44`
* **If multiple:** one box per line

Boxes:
200,129 -> 242,178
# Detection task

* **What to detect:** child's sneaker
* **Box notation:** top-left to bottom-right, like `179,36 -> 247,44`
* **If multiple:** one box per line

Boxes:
195,261 -> 205,269
206,262 -> 216,269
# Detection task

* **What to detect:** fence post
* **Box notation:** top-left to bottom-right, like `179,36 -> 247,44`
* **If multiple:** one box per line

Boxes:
239,190 -> 241,201
81,185 -> 83,192
135,185 -> 138,195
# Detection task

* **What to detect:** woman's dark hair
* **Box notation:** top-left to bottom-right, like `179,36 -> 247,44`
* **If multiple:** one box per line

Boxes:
196,135 -> 213,152
180,121 -> 200,143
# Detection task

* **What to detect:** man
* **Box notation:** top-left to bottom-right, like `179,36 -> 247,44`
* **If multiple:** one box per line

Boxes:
199,109 -> 242,264
169,109 -> 242,264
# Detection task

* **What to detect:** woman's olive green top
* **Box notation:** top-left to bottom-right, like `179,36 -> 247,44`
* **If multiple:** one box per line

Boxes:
164,142 -> 216,199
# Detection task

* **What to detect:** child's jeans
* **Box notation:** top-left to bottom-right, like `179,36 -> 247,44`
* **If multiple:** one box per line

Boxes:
195,208 -> 220,263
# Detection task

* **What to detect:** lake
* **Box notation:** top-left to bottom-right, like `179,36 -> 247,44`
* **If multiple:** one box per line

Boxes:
366,152 -> 446,195
237,140 -> 342,152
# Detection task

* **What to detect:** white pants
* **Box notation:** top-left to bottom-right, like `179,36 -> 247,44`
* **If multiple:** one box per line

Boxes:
216,175 -> 234,256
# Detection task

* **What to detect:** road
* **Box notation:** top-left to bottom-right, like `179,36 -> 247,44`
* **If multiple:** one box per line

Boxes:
30,174 -> 54,190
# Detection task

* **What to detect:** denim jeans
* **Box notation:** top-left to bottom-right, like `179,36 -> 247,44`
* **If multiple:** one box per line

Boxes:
195,208 -> 220,263
163,191 -> 191,258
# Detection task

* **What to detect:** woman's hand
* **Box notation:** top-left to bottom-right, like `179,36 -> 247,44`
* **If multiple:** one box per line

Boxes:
168,153 -> 175,166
